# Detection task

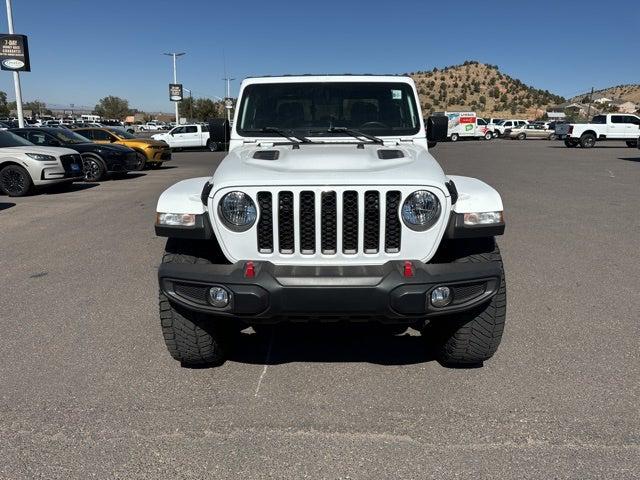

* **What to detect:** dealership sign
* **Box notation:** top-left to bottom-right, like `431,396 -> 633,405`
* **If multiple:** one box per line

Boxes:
169,83 -> 183,102
0,34 -> 30,71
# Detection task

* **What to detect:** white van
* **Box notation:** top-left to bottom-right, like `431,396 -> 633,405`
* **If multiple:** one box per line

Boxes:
434,111 -> 491,141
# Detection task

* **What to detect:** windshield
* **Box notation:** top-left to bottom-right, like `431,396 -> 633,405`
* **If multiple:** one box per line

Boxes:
51,129 -> 91,144
0,130 -> 34,147
108,128 -> 135,139
237,81 -> 420,137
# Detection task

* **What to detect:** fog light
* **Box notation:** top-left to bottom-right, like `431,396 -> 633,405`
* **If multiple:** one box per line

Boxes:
431,286 -> 452,307
208,287 -> 230,308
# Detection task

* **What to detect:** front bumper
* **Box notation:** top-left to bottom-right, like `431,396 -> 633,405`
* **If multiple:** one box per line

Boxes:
158,260 -> 502,324
146,148 -> 172,162
105,152 -> 139,172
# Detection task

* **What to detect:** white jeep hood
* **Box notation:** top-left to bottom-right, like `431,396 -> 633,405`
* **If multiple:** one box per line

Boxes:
212,143 -> 448,190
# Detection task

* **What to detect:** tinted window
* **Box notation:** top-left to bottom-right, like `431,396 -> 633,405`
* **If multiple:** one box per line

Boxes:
184,126 -> 197,133
237,81 -> 420,137
610,115 -> 625,124
201,124 -> 209,132
624,116 -> 640,125
28,131 -> 48,145
172,127 -> 185,134
0,130 -> 33,147
75,129 -> 93,139
92,129 -> 114,141
476,118 -> 486,126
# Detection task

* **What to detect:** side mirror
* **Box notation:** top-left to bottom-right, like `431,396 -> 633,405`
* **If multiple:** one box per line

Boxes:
426,115 -> 448,148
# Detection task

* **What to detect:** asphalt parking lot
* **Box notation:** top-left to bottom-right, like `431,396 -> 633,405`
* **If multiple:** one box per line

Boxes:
1,140 -> 639,479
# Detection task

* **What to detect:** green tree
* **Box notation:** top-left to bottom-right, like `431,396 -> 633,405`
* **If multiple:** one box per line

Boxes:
23,100 -> 51,117
0,91 -> 9,117
94,96 -> 130,120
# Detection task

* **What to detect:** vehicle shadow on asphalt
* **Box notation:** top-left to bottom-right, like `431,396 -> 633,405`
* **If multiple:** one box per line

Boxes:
42,183 -> 99,195
0,202 -> 16,211
618,157 -> 640,162
151,165 -> 178,170
114,173 -> 147,180
227,325 -> 437,366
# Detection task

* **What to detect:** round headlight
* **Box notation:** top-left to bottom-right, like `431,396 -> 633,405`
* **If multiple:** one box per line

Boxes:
401,190 -> 441,231
219,191 -> 257,231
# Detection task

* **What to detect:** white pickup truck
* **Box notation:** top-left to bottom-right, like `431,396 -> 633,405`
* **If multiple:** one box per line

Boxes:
152,124 -> 220,151
564,113 -> 640,148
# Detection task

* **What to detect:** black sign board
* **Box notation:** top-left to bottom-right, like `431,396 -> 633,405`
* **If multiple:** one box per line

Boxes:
0,34 -> 30,71
169,83 -> 183,102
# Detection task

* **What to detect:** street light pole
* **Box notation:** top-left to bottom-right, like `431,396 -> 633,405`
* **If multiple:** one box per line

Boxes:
5,0 -> 24,127
222,76 -> 235,123
163,52 -> 185,124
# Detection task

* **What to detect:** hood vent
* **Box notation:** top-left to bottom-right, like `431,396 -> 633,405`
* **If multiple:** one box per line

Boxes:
377,149 -> 404,160
253,150 -> 279,160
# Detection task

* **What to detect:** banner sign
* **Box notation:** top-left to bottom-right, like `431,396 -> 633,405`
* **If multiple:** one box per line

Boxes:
0,34 -> 30,71
169,83 -> 183,102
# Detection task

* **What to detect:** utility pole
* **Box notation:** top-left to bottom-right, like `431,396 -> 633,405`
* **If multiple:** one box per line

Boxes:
163,52 -> 185,124
585,86 -> 594,120
222,76 -> 235,123
5,0 -> 24,127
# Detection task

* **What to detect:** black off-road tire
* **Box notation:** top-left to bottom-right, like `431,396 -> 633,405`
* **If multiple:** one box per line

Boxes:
159,238 -> 234,367
424,238 -> 506,367
0,164 -> 33,196
625,140 -> 638,148
207,140 -> 219,152
580,133 -> 596,148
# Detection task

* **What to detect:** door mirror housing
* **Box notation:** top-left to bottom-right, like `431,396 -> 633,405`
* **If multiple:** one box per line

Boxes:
426,115 -> 448,147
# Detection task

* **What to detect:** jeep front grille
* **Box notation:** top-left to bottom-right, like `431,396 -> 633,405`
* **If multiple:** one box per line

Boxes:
256,189 -> 402,256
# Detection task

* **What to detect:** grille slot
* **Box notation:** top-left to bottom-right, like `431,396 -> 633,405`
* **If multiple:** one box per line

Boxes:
278,191 -> 295,254
385,191 -> 402,253
299,191 -> 315,254
342,191 -> 359,254
321,192 -> 337,254
363,191 -> 380,253
257,192 -> 273,253
252,188 -> 409,260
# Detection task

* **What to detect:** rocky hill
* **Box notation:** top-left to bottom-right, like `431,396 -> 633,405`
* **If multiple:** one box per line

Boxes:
570,84 -> 640,104
408,61 -> 565,118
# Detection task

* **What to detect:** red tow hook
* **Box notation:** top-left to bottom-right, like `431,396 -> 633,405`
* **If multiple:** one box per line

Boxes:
403,261 -> 414,278
244,261 -> 256,278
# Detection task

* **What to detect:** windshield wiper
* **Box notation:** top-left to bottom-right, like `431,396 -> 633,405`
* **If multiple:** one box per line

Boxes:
326,126 -> 383,145
259,127 -> 313,144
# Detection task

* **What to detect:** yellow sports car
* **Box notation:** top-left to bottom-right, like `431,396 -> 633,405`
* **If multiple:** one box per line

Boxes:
73,127 -> 171,169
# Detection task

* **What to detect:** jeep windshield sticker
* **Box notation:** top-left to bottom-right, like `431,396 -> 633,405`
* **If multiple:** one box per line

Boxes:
391,89 -> 402,100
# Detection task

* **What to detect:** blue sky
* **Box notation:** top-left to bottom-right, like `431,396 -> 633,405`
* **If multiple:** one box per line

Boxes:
1,0 -> 638,112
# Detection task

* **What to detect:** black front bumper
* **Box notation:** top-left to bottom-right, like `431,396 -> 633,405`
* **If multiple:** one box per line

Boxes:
158,260 -> 502,324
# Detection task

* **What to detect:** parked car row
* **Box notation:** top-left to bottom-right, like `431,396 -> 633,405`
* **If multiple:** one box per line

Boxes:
0,127 -> 172,196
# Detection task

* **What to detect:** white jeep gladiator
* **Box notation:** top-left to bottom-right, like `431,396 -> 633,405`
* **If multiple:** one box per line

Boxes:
155,75 -> 507,368
563,113 -> 640,148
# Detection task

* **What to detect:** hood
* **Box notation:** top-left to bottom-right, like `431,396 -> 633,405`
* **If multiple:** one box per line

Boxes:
120,138 -> 167,147
67,142 -> 133,153
212,143 -> 447,190
2,145 -> 80,157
